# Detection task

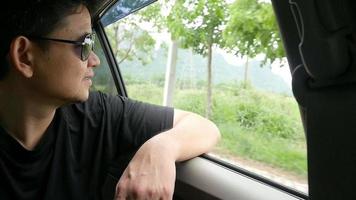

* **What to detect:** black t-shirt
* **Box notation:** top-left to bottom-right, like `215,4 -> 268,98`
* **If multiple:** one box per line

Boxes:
0,91 -> 174,200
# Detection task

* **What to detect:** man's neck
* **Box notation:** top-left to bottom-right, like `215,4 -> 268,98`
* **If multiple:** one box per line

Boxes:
0,92 -> 57,150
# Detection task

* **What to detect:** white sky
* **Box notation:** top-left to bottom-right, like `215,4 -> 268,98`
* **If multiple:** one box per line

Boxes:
217,48 -> 292,88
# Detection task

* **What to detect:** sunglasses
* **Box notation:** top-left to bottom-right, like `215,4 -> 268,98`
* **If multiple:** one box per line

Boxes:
28,33 -> 96,61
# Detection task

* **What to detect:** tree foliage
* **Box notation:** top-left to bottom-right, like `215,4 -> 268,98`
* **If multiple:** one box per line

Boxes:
105,15 -> 156,65
223,0 -> 285,63
166,0 -> 227,55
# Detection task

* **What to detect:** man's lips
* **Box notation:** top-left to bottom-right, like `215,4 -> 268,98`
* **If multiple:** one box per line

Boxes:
84,72 -> 95,79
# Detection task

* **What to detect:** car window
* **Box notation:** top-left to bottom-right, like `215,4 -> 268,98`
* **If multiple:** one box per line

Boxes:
100,0 -> 308,194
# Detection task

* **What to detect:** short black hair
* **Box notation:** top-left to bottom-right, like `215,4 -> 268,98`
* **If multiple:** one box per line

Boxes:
0,0 -> 90,80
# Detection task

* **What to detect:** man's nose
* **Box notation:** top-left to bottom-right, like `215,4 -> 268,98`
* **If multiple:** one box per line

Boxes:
88,51 -> 100,68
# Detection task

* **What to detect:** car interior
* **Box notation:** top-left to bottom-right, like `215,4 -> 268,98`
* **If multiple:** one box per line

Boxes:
87,0 -> 356,199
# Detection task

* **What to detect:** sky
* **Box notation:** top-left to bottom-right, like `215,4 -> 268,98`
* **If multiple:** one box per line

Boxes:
216,48 -> 292,88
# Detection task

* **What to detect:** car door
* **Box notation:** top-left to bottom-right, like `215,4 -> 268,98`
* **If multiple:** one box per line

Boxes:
89,0 -> 311,199
274,0 -> 356,199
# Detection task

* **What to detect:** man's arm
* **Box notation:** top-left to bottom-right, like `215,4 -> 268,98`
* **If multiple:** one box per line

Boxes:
157,109 -> 221,161
115,109 -> 220,200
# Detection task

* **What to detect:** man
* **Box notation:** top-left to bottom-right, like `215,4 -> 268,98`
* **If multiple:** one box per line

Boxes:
0,0 -> 220,199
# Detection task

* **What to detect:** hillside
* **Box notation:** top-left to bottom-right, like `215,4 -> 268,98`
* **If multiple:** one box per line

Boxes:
117,47 -> 292,95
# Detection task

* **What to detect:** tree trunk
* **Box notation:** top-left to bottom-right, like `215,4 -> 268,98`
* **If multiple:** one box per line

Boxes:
243,56 -> 249,88
163,39 -> 178,106
114,24 -> 119,56
206,44 -> 213,119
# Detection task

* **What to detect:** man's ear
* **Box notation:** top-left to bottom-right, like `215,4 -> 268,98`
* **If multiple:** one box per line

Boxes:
8,36 -> 35,78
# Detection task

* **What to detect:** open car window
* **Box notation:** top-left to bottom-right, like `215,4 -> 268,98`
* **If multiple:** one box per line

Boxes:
95,0 -> 308,196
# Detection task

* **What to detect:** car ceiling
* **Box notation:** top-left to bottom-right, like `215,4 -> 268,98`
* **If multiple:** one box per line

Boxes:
88,0 -> 116,22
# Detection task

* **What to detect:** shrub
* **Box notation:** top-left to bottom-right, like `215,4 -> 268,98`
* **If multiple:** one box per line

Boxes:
235,103 -> 261,128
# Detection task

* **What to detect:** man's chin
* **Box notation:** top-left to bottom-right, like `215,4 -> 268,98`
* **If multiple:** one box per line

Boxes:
76,91 -> 90,102
60,91 -> 90,105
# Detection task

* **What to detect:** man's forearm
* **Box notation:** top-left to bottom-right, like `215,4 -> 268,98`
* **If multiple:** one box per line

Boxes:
147,110 -> 221,162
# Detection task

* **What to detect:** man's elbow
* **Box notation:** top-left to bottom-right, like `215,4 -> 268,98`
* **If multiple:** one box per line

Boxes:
208,119 -> 221,145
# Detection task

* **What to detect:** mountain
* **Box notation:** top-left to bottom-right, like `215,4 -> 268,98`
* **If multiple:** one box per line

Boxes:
119,47 -> 292,95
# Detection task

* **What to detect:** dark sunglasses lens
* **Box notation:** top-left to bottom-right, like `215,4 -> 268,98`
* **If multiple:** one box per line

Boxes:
82,43 -> 91,61
81,34 -> 95,61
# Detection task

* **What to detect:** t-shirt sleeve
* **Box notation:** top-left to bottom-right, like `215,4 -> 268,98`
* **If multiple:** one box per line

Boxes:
93,91 -> 174,179
100,92 -> 174,152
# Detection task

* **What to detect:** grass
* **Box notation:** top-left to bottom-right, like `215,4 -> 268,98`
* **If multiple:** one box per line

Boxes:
217,123 -> 306,176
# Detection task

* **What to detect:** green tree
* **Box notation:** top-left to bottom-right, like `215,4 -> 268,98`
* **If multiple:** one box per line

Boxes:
103,13 -> 156,95
167,0 -> 227,119
105,18 -> 155,66
223,0 -> 285,87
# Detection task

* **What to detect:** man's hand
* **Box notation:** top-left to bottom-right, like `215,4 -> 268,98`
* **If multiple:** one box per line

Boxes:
114,109 -> 220,200
114,134 -> 177,200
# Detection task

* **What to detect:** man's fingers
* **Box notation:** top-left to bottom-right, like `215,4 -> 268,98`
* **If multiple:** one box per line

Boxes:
115,185 -> 172,200
115,182 -> 127,200
114,192 -> 126,200
128,186 -> 158,200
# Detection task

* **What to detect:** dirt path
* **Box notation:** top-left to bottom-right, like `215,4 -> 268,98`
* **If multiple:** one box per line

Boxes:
210,152 -> 308,194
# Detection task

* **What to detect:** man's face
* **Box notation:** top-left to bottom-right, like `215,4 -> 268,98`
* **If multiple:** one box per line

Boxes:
30,5 -> 100,105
